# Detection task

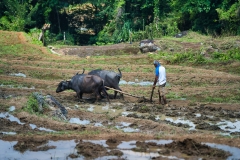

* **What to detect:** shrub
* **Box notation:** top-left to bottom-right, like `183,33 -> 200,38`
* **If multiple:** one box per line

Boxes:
212,49 -> 240,61
24,93 -> 39,113
24,92 -> 48,114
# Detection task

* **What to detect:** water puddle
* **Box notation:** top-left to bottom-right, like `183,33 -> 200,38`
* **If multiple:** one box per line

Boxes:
29,124 -> 55,132
159,113 -> 240,135
0,139 -> 239,159
117,150 -> 160,159
0,112 -> 25,125
115,122 -> 140,133
9,72 -> 26,78
94,122 -> 103,127
69,118 -> 90,125
0,84 -> 35,89
0,107 -> 55,133
195,113 -> 201,117
165,117 -> 196,130
0,140 -> 78,160
1,132 -> 17,135
119,80 -> 172,87
122,111 -> 133,116
120,80 -> 153,86
9,106 -> 16,112
204,143 -> 240,160
217,120 -> 240,133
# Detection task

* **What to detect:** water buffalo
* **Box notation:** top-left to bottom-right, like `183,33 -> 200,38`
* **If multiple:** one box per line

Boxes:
56,73 -> 110,103
88,68 -> 123,99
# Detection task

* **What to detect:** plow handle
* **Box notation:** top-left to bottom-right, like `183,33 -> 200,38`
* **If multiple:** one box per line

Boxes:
150,87 -> 155,102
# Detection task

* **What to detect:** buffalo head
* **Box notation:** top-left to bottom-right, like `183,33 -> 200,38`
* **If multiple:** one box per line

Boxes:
56,81 -> 70,93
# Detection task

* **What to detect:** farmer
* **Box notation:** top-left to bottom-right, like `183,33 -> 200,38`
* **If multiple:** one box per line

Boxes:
152,60 -> 168,106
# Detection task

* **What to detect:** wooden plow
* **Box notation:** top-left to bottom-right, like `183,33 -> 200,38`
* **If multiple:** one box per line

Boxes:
104,86 -> 153,103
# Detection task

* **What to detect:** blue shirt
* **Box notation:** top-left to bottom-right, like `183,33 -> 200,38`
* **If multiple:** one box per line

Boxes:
155,65 -> 160,77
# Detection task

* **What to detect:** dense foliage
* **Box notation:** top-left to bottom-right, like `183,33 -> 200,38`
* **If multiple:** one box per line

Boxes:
0,0 -> 240,45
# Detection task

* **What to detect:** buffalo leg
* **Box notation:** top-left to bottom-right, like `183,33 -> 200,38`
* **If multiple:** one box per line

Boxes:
99,91 -> 105,98
115,87 -> 124,100
79,92 -> 84,102
95,90 -> 100,103
102,87 -> 110,103
114,91 -> 117,99
76,91 -> 80,100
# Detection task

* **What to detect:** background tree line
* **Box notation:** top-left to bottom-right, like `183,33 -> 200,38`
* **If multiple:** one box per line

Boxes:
0,0 -> 240,45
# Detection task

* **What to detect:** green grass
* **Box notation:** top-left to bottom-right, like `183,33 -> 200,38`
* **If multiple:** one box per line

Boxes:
0,79 -> 36,89
183,88 -> 240,103
122,67 -> 132,72
27,70 -> 65,80
141,67 -> 152,73
166,91 -> 185,100
0,43 -> 45,59
0,80 -> 17,86
0,45 -> 20,57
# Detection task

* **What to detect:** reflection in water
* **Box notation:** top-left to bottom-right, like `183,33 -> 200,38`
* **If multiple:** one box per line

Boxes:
0,139 -> 239,160
0,112 -> 25,125
0,112 -> 55,133
204,143 -> 240,160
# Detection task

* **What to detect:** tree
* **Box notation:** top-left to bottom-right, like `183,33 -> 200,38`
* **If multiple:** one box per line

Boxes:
0,0 -> 35,31
216,0 -> 240,35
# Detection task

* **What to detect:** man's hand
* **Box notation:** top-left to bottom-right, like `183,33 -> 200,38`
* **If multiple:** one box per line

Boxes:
152,85 -> 156,89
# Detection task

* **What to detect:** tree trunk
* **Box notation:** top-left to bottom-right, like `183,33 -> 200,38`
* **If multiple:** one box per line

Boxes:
56,7 -> 61,33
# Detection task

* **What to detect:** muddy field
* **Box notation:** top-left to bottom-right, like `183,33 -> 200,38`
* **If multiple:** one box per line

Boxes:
1,31 -> 240,159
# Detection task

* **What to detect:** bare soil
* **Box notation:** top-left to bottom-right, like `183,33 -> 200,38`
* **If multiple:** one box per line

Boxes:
1,31 -> 240,159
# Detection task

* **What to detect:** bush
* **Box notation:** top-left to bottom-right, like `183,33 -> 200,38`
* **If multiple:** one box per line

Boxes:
212,48 -> 240,61
24,92 -> 48,114
24,94 -> 39,113
27,28 -> 43,46
148,51 -> 206,64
